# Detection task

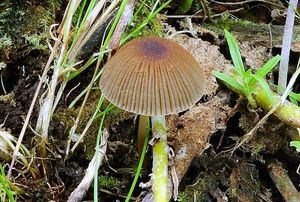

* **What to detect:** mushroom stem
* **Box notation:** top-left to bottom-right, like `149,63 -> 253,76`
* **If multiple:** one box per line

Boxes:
151,115 -> 169,202
137,115 -> 149,155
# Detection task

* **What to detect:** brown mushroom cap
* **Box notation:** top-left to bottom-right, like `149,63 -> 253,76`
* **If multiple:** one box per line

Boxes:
99,36 -> 206,116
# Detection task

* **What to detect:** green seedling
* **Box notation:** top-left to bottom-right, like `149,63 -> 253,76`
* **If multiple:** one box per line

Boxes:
288,92 -> 300,153
288,91 -> 300,105
214,31 -> 300,155
0,163 -> 16,202
288,64 -> 300,153
125,120 -> 150,202
213,30 -> 281,108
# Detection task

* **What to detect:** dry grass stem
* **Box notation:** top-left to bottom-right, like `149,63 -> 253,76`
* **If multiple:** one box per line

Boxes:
67,129 -> 109,202
278,0 -> 298,92
267,160 -> 300,201
68,0 -> 121,62
68,0 -> 133,156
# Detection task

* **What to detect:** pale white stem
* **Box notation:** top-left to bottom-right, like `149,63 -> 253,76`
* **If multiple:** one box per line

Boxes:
68,0 -> 120,62
278,0 -> 298,92
68,129 -> 109,202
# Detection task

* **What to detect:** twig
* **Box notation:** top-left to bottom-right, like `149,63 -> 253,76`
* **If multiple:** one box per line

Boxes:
100,188 -> 138,200
267,160 -> 300,201
230,102 -> 280,155
166,8 -> 244,19
208,0 -> 285,8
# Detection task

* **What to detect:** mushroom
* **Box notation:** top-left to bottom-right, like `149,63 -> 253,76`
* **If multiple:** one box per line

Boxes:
99,36 -> 206,201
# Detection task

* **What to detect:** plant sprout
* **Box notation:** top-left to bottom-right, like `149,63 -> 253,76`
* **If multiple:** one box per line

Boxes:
213,29 -> 280,108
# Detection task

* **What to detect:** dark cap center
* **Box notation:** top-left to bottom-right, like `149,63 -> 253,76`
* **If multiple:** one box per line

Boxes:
140,39 -> 169,58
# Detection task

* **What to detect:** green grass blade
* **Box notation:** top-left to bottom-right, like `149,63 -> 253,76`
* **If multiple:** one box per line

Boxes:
93,99 -> 111,202
128,0 -> 147,26
289,96 -> 298,105
213,71 -> 244,92
0,164 -> 16,202
224,29 -> 245,77
256,55 -> 281,78
289,91 -> 300,105
121,0 -> 172,44
125,119 -> 150,202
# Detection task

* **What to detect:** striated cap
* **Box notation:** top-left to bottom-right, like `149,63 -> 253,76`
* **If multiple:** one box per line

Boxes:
99,36 -> 206,116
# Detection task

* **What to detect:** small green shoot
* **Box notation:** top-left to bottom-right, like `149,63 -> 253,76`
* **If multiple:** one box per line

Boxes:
93,102 -> 112,202
288,91 -> 300,105
177,192 -> 188,202
0,163 -> 16,202
121,0 -> 172,44
289,58 -> 300,153
213,30 -> 281,107
224,29 -> 245,77
125,119 -> 150,202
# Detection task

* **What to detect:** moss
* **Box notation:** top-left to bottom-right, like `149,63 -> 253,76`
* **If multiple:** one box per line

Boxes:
179,154 -> 233,201
229,161 -> 262,201
204,12 -> 256,34
53,91 -> 136,160
0,34 -> 12,50
98,175 -> 119,188
182,173 -> 216,201
177,192 -> 188,202
104,103 -> 135,128
24,33 -> 48,51
122,2 -> 164,41
0,1 -> 59,61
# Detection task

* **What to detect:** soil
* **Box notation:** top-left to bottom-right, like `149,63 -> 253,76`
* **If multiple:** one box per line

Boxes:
1,1 -> 300,202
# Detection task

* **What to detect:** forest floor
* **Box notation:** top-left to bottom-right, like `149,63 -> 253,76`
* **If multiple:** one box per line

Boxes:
1,1 -> 300,201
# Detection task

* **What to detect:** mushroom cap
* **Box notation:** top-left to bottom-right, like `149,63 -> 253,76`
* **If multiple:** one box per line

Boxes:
99,36 -> 206,116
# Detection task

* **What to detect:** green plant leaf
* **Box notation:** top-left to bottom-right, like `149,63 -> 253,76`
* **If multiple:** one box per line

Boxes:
213,70 -> 244,92
251,74 -> 274,105
0,163 -> 16,202
289,96 -> 298,105
290,140 -> 300,152
243,69 -> 253,84
289,91 -> 300,105
244,69 -> 252,77
224,29 -> 245,77
256,55 -> 281,78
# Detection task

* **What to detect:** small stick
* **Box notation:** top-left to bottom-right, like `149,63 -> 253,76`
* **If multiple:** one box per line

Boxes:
267,160 -> 300,202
